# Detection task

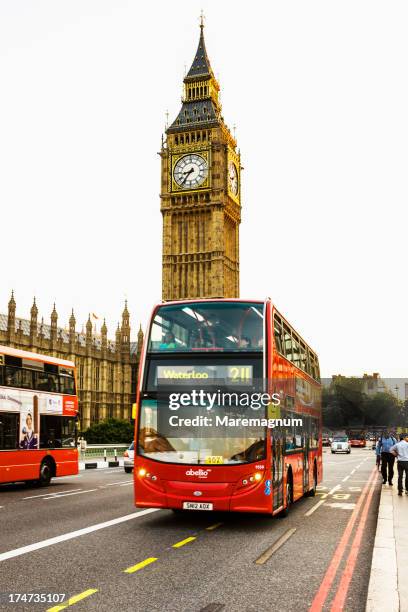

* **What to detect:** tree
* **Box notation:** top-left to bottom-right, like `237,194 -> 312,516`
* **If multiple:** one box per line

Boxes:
363,393 -> 399,427
322,377 -> 401,430
397,399 -> 408,428
322,377 -> 367,428
83,418 -> 134,444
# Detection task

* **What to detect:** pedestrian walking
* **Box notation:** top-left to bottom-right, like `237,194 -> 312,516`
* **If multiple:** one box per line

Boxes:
390,434 -> 408,496
378,431 -> 398,485
375,437 -> 381,471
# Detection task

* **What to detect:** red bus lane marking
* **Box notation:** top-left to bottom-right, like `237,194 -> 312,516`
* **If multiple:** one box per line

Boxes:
330,473 -> 379,611
309,466 -> 377,612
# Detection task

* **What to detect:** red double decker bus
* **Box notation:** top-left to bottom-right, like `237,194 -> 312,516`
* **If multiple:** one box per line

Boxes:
134,299 -> 322,515
0,346 -> 79,486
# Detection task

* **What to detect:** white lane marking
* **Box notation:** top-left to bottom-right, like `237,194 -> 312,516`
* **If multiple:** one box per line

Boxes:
23,489 -> 81,500
119,482 -> 133,487
342,475 -> 350,482
350,469 -> 356,474
305,483 -> 341,516
0,508 -> 159,562
100,480 -> 131,487
305,499 -> 326,516
43,489 -> 97,499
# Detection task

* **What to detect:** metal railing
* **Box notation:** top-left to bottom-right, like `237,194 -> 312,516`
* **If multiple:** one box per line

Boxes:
78,443 -> 129,461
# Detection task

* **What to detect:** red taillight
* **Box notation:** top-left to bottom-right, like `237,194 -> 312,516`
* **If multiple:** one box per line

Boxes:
124,451 -> 129,457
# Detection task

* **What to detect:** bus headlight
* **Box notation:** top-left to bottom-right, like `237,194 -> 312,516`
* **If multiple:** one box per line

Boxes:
138,468 -> 147,477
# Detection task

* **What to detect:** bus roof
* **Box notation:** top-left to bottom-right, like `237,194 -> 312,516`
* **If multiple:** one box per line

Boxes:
161,298 -> 264,306
0,345 -> 75,368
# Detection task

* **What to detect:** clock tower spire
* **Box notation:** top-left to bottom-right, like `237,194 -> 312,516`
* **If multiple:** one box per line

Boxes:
161,19 -> 241,301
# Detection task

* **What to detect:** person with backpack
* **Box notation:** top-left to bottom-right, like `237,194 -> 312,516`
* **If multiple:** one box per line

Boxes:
378,431 -> 398,485
390,434 -> 408,496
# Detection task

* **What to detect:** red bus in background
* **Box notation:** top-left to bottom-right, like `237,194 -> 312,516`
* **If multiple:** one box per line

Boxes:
134,299 -> 322,516
0,346 -> 79,486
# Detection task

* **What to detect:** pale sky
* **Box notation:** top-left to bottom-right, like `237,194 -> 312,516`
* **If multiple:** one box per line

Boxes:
0,1 -> 407,377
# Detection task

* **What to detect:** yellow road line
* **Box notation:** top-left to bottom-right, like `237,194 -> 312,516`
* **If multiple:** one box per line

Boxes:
47,589 -> 98,612
172,536 -> 196,548
206,522 -> 223,531
124,557 -> 158,574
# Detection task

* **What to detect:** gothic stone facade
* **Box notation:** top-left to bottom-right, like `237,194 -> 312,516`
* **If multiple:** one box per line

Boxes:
0,293 -> 143,430
161,22 -> 241,301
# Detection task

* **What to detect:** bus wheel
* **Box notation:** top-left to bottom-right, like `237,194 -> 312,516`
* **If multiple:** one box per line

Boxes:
39,459 -> 53,487
280,474 -> 293,518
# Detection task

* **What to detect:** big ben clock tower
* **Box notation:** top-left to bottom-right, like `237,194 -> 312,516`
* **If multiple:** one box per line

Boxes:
161,19 -> 241,301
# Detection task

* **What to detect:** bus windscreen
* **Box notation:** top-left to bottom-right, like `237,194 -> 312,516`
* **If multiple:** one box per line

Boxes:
148,302 -> 264,353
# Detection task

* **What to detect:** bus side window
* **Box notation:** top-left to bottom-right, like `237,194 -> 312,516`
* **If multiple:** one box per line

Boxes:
48,374 -> 59,393
60,375 -> 75,395
0,413 -> 19,449
283,324 -> 292,361
292,336 -> 301,369
34,371 -> 49,391
305,350 -> 312,377
21,369 -> 33,390
299,342 -> 307,372
283,412 -> 295,451
274,317 -> 284,354
4,367 -> 21,388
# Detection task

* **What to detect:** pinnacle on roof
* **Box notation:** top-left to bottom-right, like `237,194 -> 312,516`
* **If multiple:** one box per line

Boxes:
31,297 -> 38,317
9,290 -> 16,309
51,303 -> 58,322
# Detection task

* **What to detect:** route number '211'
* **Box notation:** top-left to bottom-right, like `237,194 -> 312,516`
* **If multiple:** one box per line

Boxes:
228,366 -> 251,382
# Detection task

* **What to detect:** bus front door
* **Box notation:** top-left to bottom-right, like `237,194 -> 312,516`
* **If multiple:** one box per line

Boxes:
272,434 -> 284,510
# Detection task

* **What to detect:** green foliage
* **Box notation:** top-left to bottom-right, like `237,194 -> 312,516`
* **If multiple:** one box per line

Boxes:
83,418 -> 134,444
322,377 -> 402,429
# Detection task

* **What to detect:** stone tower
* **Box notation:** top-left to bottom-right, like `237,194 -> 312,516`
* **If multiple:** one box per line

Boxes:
161,19 -> 241,301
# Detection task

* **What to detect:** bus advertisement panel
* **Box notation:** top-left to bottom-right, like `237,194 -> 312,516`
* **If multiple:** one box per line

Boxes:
134,299 -> 322,516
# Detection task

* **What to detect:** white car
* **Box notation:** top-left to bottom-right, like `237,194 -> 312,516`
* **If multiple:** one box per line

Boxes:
124,441 -> 134,473
331,436 -> 351,454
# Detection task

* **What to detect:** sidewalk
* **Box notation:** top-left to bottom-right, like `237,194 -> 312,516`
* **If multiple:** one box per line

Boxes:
366,480 -> 408,612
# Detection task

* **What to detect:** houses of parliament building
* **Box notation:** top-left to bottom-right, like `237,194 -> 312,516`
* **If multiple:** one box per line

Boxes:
0,292 -> 143,430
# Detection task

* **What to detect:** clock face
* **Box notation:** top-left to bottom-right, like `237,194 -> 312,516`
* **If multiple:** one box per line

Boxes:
228,161 -> 238,195
173,154 -> 208,189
